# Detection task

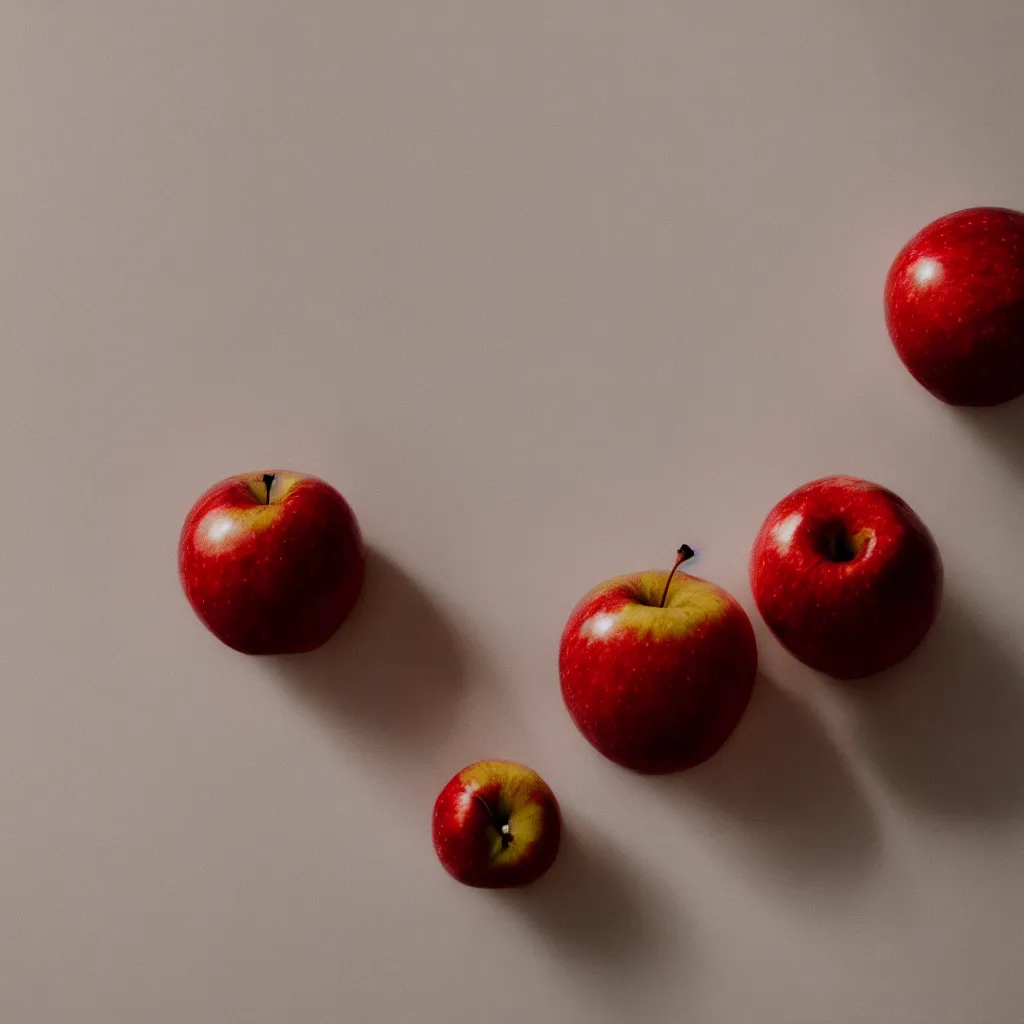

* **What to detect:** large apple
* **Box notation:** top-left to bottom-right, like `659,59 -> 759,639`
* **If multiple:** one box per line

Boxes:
178,470 -> 365,654
884,206 -> 1024,406
432,760 -> 561,888
559,547 -> 758,774
750,476 -> 942,680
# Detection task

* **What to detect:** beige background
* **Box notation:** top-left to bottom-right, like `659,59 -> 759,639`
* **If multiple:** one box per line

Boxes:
3,3 -> 1024,1022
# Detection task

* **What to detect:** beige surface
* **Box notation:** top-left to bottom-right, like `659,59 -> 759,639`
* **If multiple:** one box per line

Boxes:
3,3 -> 1024,1022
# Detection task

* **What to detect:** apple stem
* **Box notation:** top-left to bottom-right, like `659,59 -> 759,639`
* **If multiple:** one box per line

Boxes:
262,473 -> 274,504
658,544 -> 695,608
474,794 -> 513,849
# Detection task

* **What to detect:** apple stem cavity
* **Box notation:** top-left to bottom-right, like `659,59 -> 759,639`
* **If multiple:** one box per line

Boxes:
658,543 -> 696,608
818,521 -> 856,563
262,473 -> 275,505
474,794 -> 513,850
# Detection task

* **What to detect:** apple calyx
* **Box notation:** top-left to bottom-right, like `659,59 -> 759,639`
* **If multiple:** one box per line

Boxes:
262,473 -> 275,504
658,543 -> 696,608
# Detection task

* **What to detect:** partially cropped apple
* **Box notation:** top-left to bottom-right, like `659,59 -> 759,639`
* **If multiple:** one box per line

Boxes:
178,470 -> 365,654
432,760 -> 561,888
750,476 -> 942,680
559,547 -> 758,774
885,206 -> 1024,406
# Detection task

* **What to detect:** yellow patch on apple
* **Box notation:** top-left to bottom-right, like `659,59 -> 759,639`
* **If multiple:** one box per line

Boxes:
460,760 -> 548,864
584,571 -> 731,641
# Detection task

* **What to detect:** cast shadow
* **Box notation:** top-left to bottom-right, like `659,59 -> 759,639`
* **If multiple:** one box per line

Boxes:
496,823 -> 681,970
267,548 -> 469,757
957,400 -> 1024,479
848,593 -> 1024,819
659,674 -> 881,894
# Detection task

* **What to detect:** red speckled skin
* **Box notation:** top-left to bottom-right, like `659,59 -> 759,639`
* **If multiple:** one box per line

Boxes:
431,761 -> 561,889
750,476 -> 942,680
884,207 -> 1024,406
178,471 -> 365,654
558,574 -> 757,774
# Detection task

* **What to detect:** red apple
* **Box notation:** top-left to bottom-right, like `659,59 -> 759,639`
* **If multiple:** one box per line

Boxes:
178,470 -> 365,654
884,206 -> 1024,406
432,760 -> 561,888
559,547 -> 758,774
750,476 -> 942,680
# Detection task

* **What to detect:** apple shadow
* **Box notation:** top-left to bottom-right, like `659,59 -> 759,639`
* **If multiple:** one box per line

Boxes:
657,674 -> 881,895
495,823 -> 682,971
847,592 -> 1024,819
267,548 -> 469,759
955,399 -> 1024,479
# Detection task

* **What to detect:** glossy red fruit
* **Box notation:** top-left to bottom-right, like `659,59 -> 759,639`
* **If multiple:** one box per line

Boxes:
884,206 -> 1024,406
750,476 -> 942,680
559,553 -> 758,774
432,760 -> 561,888
178,470 -> 365,654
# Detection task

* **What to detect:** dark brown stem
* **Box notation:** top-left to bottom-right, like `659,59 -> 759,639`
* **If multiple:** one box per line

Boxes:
262,473 -> 275,504
658,544 -> 695,608
474,794 -> 512,849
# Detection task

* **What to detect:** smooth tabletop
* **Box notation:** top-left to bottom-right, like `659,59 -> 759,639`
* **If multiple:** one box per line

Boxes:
3,3 -> 1024,1022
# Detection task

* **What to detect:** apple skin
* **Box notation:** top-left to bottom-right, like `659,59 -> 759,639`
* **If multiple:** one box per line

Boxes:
432,760 -> 561,888
178,470 -> 365,654
750,476 -> 942,680
558,569 -> 758,774
884,207 -> 1024,406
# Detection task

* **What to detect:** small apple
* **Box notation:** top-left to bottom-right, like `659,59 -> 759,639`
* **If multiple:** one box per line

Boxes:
884,206 -> 1024,406
432,760 -> 561,888
750,476 -> 942,680
559,547 -> 758,774
178,470 -> 365,654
